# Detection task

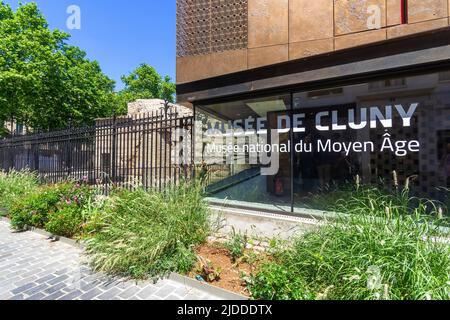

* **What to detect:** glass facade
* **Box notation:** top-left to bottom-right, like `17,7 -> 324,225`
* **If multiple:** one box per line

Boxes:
195,71 -> 450,214
196,94 -> 292,210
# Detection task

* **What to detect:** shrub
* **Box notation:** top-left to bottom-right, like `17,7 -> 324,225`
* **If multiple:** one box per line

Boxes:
248,262 -> 313,300
80,196 -> 112,237
0,170 -> 39,211
85,183 -> 210,279
153,243 -> 198,276
249,206 -> 450,300
9,181 -> 93,232
10,183 -> 72,230
44,204 -> 84,238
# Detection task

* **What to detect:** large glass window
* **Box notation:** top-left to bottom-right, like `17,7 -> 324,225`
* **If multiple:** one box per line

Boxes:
196,95 -> 292,212
196,71 -> 450,214
292,72 -> 450,212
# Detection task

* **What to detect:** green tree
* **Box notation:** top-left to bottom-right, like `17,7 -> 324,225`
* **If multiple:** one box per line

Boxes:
117,63 -> 176,114
0,2 -> 115,133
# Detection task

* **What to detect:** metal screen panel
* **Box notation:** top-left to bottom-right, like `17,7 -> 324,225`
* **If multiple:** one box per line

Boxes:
177,0 -> 248,57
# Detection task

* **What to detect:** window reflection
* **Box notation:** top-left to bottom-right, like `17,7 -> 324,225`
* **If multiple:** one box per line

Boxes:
293,72 -> 450,210
196,95 -> 292,209
196,72 -> 450,213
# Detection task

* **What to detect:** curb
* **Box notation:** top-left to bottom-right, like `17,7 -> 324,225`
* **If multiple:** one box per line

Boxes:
1,216 -> 85,249
169,273 -> 249,301
28,225 -> 86,249
0,216 -> 249,301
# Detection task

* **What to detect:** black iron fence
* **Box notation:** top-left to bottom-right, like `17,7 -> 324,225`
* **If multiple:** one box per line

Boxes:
0,110 -> 194,192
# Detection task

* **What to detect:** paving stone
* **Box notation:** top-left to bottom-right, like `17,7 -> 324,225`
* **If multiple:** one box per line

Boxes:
97,287 -> 121,300
79,280 -> 97,292
42,290 -> 66,300
113,281 -> 133,290
47,274 -> 69,286
0,263 -> 18,272
0,221 -> 223,301
23,283 -> 49,296
0,283 -> 15,293
98,280 -> 121,291
43,282 -> 66,295
13,275 -> 38,287
0,276 -> 21,287
166,294 -> 183,300
0,253 -> 12,259
5,269 -> 29,279
80,288 -> 103,300
118,286 -> 141,299
59,290 -> 83,300
137,285 -> 158,299
154,284 -> 178,299
0,292 -> 13,300
26,292 -> 46,300
11,283 -> 36,295
174,286 -> 192,296
184,293 -> 205,300
35,274 -> 57,284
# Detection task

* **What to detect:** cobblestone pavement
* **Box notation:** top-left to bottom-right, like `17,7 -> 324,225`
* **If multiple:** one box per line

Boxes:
0,221 -> 222,300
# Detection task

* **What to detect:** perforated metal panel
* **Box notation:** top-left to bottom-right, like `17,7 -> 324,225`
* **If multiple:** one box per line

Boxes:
211,0 -> 248,54
177,0 -> 248,57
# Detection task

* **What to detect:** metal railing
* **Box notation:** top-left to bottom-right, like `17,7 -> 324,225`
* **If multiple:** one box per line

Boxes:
0,110 -> 194,192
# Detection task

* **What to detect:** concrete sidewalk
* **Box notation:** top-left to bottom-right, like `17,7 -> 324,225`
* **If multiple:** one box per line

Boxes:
0,221 -> 222,300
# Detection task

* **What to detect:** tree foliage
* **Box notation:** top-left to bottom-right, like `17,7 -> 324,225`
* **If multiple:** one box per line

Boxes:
116,63 -> 176,114
0,2 -> 115,132
0,2 -> 177,133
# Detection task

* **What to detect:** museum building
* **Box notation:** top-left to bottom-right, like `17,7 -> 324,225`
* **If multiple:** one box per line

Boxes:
176,0 -> 450,214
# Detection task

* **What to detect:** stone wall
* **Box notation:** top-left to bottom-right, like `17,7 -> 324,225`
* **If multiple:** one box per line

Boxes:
127,99 -> 193,118
93,99 -> 193,188
177,0 -> 450,83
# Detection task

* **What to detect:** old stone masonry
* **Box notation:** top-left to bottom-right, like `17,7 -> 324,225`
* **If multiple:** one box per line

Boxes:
0,221 -> 221,300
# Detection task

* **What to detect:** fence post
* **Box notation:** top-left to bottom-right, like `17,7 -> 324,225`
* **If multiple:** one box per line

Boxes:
190,117 -> 195,181
67,119 -> 72,177
33,141 -> 40,173
8,140 -> 14,173
111,113 -> 117,185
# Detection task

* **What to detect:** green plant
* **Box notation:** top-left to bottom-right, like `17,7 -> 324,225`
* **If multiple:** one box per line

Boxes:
0,170 -> 39,211
248,262 -> 313,300
308,182 -> 449,220
81,196 -> 111,237
224,228 -> 248,263
45,204 -> 83,238
249,202 -> 450,300
9,181 -> 93,233
242,250 -> 260,269
43,182 -> 96,238
9,182 -> 73,230
85,182 -> 210,279
154,244 -> 198,275
195,256 -> 222,283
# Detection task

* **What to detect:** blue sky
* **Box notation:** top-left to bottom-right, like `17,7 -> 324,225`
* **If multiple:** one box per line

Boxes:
4,0 -> 176,91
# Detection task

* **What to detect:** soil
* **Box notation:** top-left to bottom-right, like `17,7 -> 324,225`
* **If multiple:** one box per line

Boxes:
189,243 -> 257,297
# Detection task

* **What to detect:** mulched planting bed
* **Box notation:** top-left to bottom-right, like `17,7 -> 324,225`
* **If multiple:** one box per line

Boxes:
188,243 -> 265,297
